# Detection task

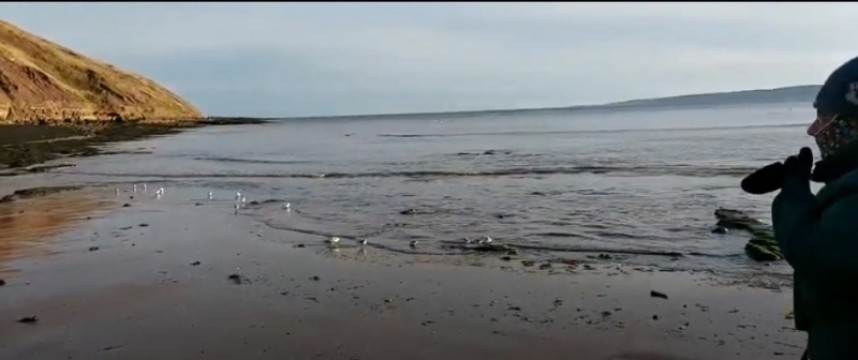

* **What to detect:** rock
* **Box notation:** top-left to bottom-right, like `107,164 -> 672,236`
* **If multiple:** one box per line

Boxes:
16,316 -> 37,324
483,150 -> 497,155
0,20 -> 202,124
714,208 -> 766,232
652,314 -> 659,320
228,274 -> 243,284
714,208 -> 782,262
191,261 -> 201,266
531,191 -> 548,196
88,246 -> 100,252
521,260 -> 536,267
474,243 -> 517,254
745,238 -> 783,262
122,203 -> 131,208
0,279 -> 5,286
501,256 -> 512,261
310,276 -> 320,281
650,290 -> 669,299
139,224 -> 149,228
399,208 -> 425,215
539,263 -> 552,270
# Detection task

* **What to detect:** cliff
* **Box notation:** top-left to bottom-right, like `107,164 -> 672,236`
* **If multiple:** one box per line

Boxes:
0,19 -> 203,124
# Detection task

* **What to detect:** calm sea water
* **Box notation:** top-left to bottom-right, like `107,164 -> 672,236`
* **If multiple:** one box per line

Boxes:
40,102 -> 819,276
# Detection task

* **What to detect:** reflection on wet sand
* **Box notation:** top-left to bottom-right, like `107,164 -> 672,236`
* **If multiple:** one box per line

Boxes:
0,190 -> 111,274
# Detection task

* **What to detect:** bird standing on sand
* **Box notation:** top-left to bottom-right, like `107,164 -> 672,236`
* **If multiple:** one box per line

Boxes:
115,187 -> 120,196
234,203 -> 240,214
241,196 -> 247,206
360,239 -> 368,246
208,191 -> 214,200
410,240 -> 419,248
284,202 -> 292,211
133,184 -> 137,193
143,183 -> 147,193
155,187 -> 164,199
480,236 -> 493,245
326,237 -> 340,245
235,192 -> 242,202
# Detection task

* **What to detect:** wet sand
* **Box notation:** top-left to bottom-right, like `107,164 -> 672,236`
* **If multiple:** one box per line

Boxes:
0,186 -> 804,360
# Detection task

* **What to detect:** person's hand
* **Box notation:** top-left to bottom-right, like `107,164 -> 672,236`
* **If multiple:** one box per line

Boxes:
783,147 -> 813,191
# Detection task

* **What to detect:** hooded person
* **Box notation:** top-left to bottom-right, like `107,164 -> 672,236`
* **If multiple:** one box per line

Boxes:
774,55 -> 858,360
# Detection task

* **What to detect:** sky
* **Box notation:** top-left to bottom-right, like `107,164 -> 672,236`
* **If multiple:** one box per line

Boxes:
0,2 -> 856,118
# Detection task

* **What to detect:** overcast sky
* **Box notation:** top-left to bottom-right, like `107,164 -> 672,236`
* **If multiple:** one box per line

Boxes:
1,2 -> 855,117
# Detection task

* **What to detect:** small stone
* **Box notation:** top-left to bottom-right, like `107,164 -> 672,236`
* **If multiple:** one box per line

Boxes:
122,203 -> 131,207
652,314 -> 659,320
88,246 -> 100,252
296,244 -> 305,248
191,261 -> 201,266
650,290 -> 668,299
501,256 -> 512,261
539,263 -> 552,270
521,260 -> 536,267
17,316 -> 38,324
0,279 -> 5,286
139,224 -> 149,228
310,276 -> 320,281
228,274 -> 243,284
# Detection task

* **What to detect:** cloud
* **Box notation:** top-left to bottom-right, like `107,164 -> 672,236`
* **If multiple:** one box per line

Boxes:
1,3 -> 856,117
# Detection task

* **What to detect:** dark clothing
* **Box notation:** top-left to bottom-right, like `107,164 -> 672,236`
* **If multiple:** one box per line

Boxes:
773,144 -> 858,359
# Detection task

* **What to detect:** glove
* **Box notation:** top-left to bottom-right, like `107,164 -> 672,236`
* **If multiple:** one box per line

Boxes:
782,147 -> 813,191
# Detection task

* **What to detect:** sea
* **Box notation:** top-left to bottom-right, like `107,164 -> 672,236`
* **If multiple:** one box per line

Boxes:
17,102 -> 820,280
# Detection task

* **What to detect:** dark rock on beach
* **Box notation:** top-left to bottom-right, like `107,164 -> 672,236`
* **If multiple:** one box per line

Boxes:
714,208 -> 782,262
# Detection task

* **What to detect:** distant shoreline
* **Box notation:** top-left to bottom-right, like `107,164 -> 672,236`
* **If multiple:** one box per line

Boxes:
0,117 -> 272,173
268,85 -> 819,121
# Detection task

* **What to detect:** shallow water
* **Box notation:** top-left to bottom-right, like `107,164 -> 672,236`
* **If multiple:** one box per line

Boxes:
21,102 -> 818,277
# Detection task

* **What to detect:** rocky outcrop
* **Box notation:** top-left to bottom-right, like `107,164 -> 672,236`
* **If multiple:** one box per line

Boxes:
0,19 -> 202,124
713,208 -> 783,262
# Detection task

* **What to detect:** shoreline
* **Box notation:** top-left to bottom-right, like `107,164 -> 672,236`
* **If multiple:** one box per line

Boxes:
0,117 -> 271,174
0,184 -> 803,360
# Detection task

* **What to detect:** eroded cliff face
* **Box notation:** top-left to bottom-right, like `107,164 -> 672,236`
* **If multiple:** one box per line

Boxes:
0,19 -> 203,124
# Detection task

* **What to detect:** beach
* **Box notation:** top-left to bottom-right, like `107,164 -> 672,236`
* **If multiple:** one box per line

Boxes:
0,104 -> 815,359
0,184 -> 803,360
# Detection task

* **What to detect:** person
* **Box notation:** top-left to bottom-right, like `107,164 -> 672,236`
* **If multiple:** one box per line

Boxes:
774,55 -> 858,359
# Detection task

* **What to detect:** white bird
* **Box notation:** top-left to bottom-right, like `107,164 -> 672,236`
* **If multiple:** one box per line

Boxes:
326,237 -> 341,245
115,187 -> 120,196
235,192 -> 242,202
481,236 -> 493,244
208,191 -> 214,200
143,184 -> 147,193
241,196 -> 247,205
463,237 -> 473,244
284,202 -> 292,211
158,187 -> 165,195
410,240 -> 419,248
133,184 -> 137,193
360,239 -> 368,246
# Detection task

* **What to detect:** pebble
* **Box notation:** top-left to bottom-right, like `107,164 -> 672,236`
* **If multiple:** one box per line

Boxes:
17,316 -> 38,324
